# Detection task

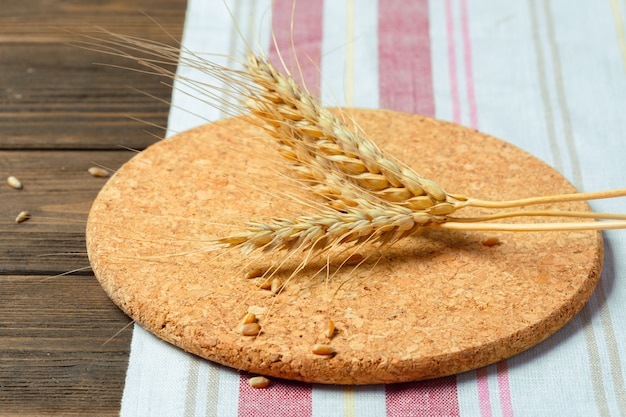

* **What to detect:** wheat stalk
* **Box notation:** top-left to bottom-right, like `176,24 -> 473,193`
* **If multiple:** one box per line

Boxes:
218,53 -> 626,254
76,28 -> 626,257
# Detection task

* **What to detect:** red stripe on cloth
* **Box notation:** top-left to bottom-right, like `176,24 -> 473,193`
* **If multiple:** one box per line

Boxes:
378,0 -> 435,116
386,376 -> 460,417
475,367 -> 493,417
380,2 -> 460,415
445,0 -> 461,124
458,0 -> 514,413
268,0 -> 324,97
237,374 -> 312,417
459,0 -> 478,129
237,3 -> 322,415
475,364 -> 514,417
497,361 -> 514,417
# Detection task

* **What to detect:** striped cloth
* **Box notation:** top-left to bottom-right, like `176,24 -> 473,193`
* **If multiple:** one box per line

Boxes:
120,1 -> 626,416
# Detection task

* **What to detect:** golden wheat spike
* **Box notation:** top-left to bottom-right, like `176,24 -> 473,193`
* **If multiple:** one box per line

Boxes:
76,29 -> 626,256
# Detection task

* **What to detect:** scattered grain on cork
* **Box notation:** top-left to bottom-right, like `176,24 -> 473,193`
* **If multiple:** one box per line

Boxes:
312,344 -> 336,356
240,322 -> 261,336
258,278 -> 272,290
325,320 -> 335,339
246,267 -> 265,279
270,278 -> 283,294
481,237 -> 500,247
241,312 -> 257,325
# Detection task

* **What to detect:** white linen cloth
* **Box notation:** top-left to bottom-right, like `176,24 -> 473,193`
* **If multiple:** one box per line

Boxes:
120,1 -> 626,416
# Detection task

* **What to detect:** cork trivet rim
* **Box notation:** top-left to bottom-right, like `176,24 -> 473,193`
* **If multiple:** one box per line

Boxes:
86,109 -> 603,384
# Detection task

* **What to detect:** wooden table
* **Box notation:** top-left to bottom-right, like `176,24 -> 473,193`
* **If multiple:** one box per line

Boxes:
1,1 -> 187,415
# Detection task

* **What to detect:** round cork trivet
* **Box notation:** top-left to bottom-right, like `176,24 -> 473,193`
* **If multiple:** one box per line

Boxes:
87,109 -> 603,384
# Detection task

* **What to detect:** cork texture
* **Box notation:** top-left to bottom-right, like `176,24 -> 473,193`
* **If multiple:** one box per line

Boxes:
86,109 -> 603,384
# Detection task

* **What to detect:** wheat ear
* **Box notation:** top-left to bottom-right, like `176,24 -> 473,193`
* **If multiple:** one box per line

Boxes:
217,201 -> 433,255
243,55 -> 456,212
220,55 -> 626,254
76,30 -> 456,212
75,29 -> 626,257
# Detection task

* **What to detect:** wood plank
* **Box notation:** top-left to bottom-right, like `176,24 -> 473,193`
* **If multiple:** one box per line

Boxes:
1,1 -> 186,43
1,150 -> 141,275
0,150 -> 137,414
0,275 -> 132,417
0,43 -> 170,150
0,0 -> 186,149
1,0 -> 187,414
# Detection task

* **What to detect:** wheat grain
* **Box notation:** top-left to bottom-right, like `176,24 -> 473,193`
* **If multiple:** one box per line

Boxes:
257,278 -> 272,290
241,312 -> 257,324
325,320 -> 335,339
7,176 -> 22,190
248,376 -> 271,388
246,267 -> 265,279
482,237 -> 500,247
270,278 -> 283,294
15,211 -> 30,224
312,344 -> 336,356
88,167 -> 110,177
239,322 -> 261,336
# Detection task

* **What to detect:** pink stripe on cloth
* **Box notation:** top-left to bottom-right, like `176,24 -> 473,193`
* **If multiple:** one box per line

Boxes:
268,0 -> 324,96
475,367 -> 493,417
385,377 -> 460,417
379,2 -> 460,414
237,3 -> 322,415
238,374 -> 313,417
448,2 -> 498,414
459,0 -> 478,129
475,364 -> 514,417
458,1 -> 514,414
448,3 -> 493,415
497,361 -> 514,417
378,0 -> 435,116
445,0 -> 461,124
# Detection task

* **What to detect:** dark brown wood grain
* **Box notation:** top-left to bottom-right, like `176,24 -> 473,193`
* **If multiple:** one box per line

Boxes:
0,276 -> 133,416
0,2 -> 182,150
0,1 -> 187,415
0,150 -> 137,275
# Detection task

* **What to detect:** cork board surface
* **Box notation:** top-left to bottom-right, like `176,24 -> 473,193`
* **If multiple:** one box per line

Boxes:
86,109 -> 603,384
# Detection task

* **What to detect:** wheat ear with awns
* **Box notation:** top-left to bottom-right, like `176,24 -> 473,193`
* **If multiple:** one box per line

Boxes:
220,53 -> 626,254
80,30 -> 626,256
